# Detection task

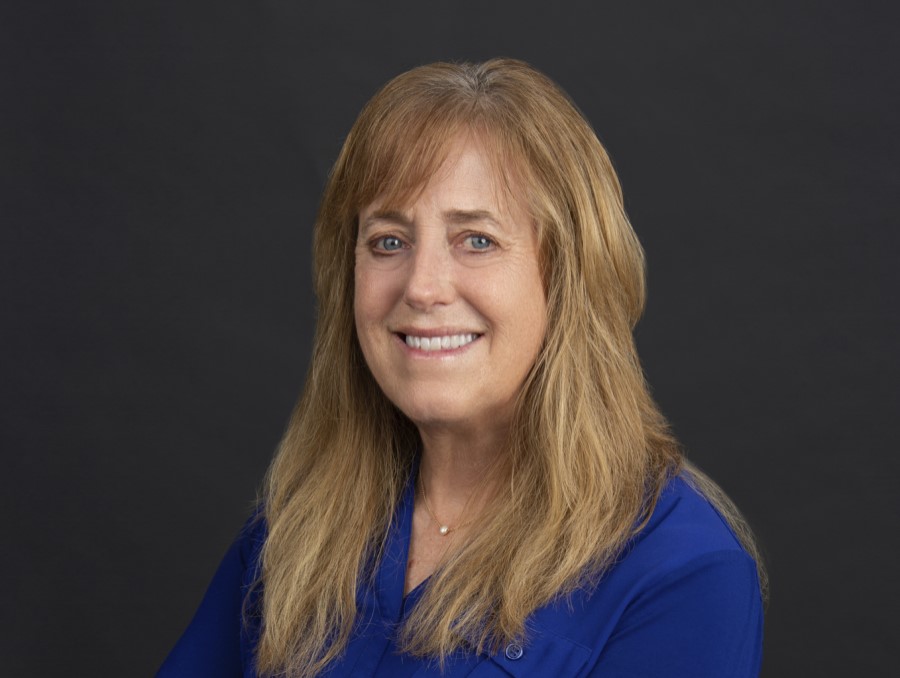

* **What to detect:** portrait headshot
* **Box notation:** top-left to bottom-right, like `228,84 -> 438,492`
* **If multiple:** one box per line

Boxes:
1,3 -> 896,677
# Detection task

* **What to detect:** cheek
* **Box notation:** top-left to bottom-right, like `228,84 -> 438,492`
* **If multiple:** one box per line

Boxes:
354,262 -> 378,309
503,262 -> 548,341
353,267 -> 376,337
354,265 -> 395,341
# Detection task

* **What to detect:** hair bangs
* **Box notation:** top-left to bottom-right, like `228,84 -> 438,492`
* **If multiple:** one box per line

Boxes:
345,109 -> 525,226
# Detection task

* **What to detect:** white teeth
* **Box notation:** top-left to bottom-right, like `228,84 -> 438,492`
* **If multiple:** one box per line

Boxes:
404,333 -> 478,352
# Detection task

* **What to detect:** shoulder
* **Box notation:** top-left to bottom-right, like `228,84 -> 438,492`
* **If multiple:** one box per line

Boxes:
509,473 -> 763,677
600,471 -> 762,623
157,509 -> 268,677
236,508 -> 268,574
627,472 -> 751,569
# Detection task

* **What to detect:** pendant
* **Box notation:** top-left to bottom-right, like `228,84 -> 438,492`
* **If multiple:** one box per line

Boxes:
439,525 -> 450,536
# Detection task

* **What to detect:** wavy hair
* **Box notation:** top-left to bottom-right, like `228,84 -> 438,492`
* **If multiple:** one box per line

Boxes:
256,58 -> 765,677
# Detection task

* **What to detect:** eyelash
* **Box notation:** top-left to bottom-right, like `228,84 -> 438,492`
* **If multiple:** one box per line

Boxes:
368,233 -> 497,255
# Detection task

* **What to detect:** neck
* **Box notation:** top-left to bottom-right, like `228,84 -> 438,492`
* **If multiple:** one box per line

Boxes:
416,425 -> 505,523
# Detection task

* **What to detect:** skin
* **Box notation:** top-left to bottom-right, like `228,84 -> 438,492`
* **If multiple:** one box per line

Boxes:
354,135 -> 548,593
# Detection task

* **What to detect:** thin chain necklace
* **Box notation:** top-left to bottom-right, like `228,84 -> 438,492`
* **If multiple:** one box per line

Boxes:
418,467 -> 493,537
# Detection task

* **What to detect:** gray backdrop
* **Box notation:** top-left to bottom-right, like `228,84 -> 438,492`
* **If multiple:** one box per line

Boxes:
2,1 -> 898,675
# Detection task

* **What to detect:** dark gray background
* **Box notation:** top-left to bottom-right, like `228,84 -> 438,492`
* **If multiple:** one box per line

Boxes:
2,1 -> 897,675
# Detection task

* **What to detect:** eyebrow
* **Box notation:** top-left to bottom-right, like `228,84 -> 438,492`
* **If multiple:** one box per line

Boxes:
359,210 -> 410,237
443,209 -> 502,227
362,210 -> 412,230
361,208 -> 502,233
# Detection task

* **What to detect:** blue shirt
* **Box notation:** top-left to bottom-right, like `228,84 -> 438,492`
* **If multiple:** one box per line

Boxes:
159,472 -> 763,677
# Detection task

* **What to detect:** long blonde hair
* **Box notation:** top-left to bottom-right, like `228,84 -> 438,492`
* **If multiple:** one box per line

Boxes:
256,58 -> 764,677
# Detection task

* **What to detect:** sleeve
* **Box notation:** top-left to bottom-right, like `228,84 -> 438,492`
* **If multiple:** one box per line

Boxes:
586,550 -> 764,678
157,517 -> 262,678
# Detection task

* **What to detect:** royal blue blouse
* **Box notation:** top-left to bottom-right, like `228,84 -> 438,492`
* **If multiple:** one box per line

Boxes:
159,471 -> 763,677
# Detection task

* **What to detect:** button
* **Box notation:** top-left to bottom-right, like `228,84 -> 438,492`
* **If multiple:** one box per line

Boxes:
505,642 -> 524,660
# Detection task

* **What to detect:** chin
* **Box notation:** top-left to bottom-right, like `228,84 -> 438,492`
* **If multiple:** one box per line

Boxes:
388,392 -> 475,429
398,402 -> 471,429
398,395 -> 516,436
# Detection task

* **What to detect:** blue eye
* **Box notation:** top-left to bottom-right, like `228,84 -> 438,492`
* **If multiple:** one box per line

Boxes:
375,236 -> 403,252
467,235 -> 494,250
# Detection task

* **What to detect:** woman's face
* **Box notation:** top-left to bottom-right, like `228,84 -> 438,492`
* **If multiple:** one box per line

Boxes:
354,136 -> 548,437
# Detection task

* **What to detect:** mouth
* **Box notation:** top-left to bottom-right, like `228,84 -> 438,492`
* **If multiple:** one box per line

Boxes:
397,332 -> 482,352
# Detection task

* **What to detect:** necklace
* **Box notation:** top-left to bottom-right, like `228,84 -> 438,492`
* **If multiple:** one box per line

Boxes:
418,466 -> 494,537
419,477 -> 471,536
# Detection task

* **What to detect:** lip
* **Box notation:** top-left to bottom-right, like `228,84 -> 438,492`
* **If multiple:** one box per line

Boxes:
392,328 -> 483,356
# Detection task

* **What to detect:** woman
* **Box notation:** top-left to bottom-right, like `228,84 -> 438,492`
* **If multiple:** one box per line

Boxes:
160,58 -> 765,677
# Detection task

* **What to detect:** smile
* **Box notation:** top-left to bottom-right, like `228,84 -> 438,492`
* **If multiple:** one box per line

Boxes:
403,333 -> 480,352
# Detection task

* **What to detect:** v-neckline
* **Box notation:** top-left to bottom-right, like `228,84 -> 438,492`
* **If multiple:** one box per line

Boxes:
375,456 -> 421,623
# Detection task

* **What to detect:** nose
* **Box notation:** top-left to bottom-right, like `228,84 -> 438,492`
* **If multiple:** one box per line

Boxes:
403,239 -> 455,311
